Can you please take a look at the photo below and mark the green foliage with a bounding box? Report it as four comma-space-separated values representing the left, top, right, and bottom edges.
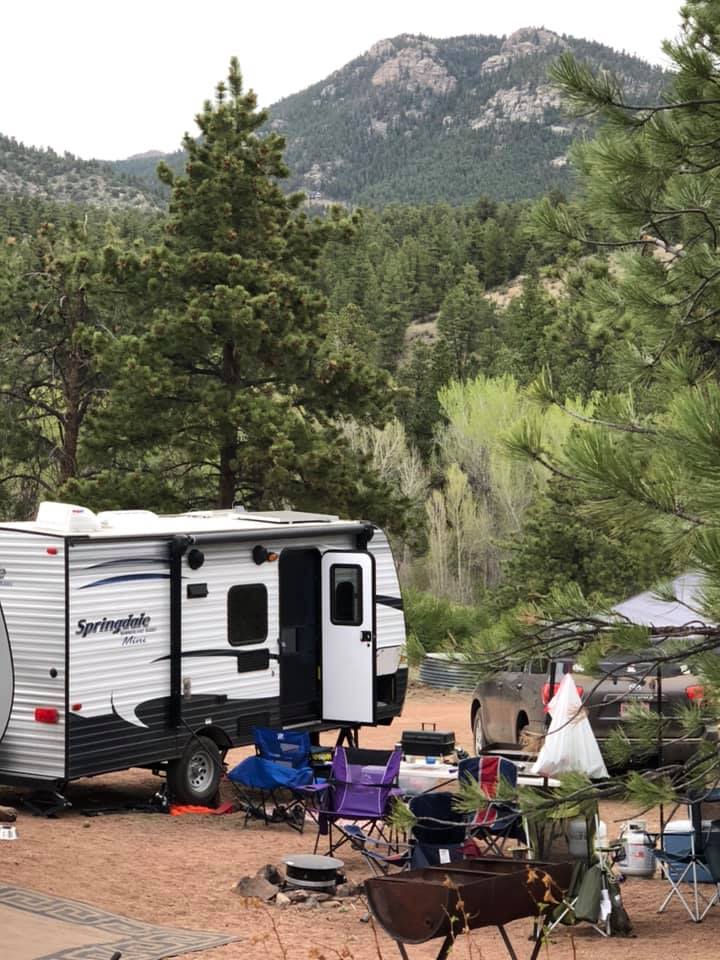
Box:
0, 206, 150, 511
73, 60, 402, 520
402, 589, 488, 655
495, 477, 668, 608
0, 134, 164, 211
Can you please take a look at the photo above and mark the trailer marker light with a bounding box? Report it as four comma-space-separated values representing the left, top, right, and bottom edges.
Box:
34, 707, 59, 723
71, 703, 82, 712
46, 547, 58, 555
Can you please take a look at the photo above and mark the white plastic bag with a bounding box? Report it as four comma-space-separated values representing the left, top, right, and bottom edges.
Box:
531, 672, 608, 779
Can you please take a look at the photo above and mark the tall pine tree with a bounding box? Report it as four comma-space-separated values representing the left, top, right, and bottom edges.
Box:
81, 60, 394, 514
480, 1, 720, 812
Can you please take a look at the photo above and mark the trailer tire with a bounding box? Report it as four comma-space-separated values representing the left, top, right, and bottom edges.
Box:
167, 736, 223, 805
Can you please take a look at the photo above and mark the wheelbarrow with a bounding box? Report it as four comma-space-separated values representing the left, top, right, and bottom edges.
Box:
365, 857, 574, 960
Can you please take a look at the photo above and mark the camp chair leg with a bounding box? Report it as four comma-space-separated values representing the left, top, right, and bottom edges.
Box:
435, 933, 455, 960
496, 924, 520, 960
656, 860, 716, 921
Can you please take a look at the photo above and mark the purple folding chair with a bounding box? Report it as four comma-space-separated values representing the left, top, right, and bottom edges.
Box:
303, 746, 402, 855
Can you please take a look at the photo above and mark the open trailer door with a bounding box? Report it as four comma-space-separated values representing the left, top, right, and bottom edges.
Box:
0, 606, 13, 744
321, 551, 376, 725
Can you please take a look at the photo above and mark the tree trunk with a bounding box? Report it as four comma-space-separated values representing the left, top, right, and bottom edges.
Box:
218, 442, 238, 508
58, 291, 85, 485
217, 339, 239, 508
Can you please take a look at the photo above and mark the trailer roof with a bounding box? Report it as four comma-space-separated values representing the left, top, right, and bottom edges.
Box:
0, 502, 361, 540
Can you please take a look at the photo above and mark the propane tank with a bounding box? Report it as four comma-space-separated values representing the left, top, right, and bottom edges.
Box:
617, 820, 656, 878
567, 818, 608, 858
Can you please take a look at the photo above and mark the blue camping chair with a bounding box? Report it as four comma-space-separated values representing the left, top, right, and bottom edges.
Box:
337, 791, 470, 876
228, 727, 314, 831
656, 796, 720, 922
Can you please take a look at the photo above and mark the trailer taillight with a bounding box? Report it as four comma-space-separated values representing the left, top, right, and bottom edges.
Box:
542, 683, 584, 710
46, 547, 58, 555
34, 707, 59, 723
686, 685, 705, 702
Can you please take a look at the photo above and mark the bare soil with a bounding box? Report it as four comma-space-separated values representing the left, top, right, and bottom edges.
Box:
1, 684, 718, 959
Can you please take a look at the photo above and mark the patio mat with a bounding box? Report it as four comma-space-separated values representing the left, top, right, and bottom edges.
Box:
0, 884, 237, 960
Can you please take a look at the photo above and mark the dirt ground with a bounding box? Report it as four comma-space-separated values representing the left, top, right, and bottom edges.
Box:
2, 684, 719, 960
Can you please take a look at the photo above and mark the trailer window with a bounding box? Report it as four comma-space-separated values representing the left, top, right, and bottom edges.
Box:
228, 584, 268, 646
330, 564, 363, 625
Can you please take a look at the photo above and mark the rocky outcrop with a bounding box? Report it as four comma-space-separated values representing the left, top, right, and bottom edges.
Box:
371, 41, 457, 95
480, 27, 566, 74
470, 83, 562, 127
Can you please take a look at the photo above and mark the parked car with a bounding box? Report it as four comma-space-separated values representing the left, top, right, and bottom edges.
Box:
469, 654, 715, 765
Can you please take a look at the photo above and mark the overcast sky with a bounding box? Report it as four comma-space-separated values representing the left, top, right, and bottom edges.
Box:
2, 0, 685, 161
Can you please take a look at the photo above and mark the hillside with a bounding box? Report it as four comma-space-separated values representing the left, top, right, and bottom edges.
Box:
267, 28, 667, 206
0, 27, 668, 211
0, 135, 165, 212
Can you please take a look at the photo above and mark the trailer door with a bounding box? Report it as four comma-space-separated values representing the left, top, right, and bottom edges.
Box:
321, 551, 376, 725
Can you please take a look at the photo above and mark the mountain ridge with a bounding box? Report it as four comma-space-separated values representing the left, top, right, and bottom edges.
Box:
0, 27, 668, 211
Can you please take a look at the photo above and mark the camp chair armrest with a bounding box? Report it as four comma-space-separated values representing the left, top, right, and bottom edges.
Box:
298, 783, 330, 796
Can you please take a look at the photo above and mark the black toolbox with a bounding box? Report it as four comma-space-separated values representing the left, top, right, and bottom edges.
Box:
400, 724, 455, 757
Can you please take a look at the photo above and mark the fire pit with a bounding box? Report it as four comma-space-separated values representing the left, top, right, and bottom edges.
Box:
282, 854, 344, 891
365, 857, 574, 960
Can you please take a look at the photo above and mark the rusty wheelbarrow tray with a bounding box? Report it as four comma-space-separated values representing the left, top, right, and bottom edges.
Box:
365, 857, 575, 960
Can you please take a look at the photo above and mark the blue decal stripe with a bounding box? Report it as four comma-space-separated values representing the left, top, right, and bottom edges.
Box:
85, 557, 167, 570
79, 573, 172, 589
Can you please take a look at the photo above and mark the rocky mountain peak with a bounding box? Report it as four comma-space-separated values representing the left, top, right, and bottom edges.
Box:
370, 37, 457, 95
481, 26, 566, 74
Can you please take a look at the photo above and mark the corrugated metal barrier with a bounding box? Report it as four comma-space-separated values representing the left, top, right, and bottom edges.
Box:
418, 653, 479, 691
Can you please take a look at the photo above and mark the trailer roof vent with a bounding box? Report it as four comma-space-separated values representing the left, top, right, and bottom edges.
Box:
97, 510, 160, 530
36, 502, 101, 533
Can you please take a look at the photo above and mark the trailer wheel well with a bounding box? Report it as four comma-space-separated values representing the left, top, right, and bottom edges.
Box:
192, 725, 232, 758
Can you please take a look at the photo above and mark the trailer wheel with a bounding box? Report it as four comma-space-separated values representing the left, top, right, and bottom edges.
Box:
167, 736, 223, 805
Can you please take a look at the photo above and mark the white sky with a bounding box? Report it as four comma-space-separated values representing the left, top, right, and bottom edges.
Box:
2, 0, 685, 161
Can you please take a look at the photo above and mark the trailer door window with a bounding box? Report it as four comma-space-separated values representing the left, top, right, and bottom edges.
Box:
228, 583, 268, 646
330, 564, 363, 625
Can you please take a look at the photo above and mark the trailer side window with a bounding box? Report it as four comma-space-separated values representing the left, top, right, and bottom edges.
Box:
227, 583, 268, 646
330, 564, 363, 626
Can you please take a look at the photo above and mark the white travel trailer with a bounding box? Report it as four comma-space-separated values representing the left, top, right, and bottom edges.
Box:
0, 502, 407, 804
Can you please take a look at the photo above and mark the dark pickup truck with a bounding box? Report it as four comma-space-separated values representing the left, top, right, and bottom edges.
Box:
469, 655, 712, 764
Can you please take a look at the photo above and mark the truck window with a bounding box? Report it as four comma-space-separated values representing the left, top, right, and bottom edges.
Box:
227, 583, 268, 646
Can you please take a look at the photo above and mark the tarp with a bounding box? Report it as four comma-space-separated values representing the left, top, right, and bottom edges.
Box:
612, 572, 706, 628
531, 672, 608, 780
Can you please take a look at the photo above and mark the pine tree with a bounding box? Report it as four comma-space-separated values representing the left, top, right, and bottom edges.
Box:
0, 215, 127, 514
484, 2, 720, 810
80, 60, 395, 514
436, 265, 496, 381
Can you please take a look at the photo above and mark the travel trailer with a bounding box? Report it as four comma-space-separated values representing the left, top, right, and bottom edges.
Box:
0, 502, 407, 804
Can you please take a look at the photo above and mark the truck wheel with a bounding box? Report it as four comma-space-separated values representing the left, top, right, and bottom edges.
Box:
473, 709, 486, 755
167, 736, 223, 805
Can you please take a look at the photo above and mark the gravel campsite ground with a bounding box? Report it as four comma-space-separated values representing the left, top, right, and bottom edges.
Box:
2, 683, 719, 960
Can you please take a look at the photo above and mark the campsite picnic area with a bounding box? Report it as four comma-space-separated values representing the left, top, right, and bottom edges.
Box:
1, 682, 719, 960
